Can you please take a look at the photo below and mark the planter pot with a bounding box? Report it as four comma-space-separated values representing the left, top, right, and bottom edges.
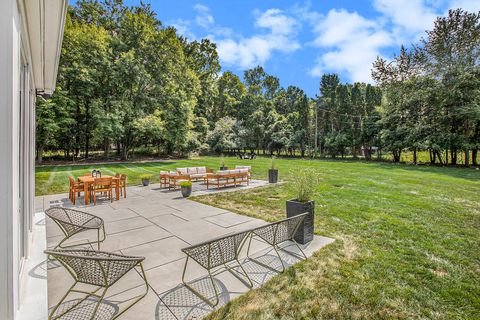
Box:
142, 179, 150, 186
181, 186, 192, 197
220, 166, 228, 171
268, 169, 278, 183
286, 199, 314, 244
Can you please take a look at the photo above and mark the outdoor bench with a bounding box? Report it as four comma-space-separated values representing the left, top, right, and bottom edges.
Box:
181, 212, 308, 306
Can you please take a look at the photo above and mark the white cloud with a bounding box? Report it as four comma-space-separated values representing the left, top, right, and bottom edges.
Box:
306, 0, 478, 83
215, 9, 301, 69
255, 8, 300, 35
170, 18, 196, 39
373, 0, 438, 35
308, 9, 393, 83
194, 4, 215, 29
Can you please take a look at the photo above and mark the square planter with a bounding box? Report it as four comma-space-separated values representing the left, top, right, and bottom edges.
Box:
268, 169, 278, 183
286, 199, 314, 244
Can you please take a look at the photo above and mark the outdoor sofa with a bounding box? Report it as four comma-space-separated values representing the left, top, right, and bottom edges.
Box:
205, 168, 250, 189
177, 166, 213, 181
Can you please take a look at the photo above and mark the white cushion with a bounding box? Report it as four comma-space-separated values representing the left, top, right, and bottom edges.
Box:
238, 168, 248, 173
190, 173, 205, 178
187, 167, 197, 174
177, 168, 188, 175
217, 170, 229, 175
197, 167, 206, 174
235, 165, 251, 170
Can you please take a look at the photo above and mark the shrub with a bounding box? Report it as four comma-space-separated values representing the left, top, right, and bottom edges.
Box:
179, 181, 192, 187
292, 168, 319, 202
140, 174, 153, 180
270, 156, 276, 170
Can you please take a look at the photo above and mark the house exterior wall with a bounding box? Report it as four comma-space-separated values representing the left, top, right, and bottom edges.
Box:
0, 1, 67, 319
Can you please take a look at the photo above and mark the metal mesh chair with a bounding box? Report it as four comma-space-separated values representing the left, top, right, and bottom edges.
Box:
45, 207, 105, 250
45, 249, 149, 320
182, 231, 252, 306
247, 213, 308, 272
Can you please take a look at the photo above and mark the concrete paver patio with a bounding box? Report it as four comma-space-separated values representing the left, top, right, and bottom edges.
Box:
36, 180, 334, 319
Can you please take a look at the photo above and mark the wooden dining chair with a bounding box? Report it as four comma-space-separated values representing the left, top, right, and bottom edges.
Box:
92, 177, 113, 205
68, 176, 84, 205
115, 173, 127, 198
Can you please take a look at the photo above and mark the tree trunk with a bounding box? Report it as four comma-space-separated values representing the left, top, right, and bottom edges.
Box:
472, 148, 478, 166
413, 148, 417, 164
464, 149, 469, 167
435, 150, 443, 165
85, 135, 90, 159
37, 145, 44, 163
104, 138, 110, 159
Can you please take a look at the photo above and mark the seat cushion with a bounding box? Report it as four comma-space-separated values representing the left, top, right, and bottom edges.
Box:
177, 168, 188, 175
190, 173, 205, 178
235, 165, 251, 170
197, 167, 206, 174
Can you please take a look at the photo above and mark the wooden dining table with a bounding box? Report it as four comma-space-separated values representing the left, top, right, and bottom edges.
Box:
78, 175, 120, 205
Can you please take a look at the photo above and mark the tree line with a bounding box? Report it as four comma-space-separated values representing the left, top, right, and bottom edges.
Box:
36, 1, 480, 166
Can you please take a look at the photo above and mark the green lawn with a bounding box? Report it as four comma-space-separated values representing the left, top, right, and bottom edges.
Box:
35, 157, 480, 319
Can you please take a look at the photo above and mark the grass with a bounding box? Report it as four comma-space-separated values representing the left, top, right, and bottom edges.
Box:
192, 158, 480, 319
35, 157, 480, 319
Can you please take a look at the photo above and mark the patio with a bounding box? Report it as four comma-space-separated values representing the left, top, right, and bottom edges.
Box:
35, 181, 334, 319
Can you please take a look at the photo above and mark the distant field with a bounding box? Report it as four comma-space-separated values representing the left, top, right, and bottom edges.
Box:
35, 156, 269, 196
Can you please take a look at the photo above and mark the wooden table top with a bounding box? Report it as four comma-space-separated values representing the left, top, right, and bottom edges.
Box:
78, 175, 119, 182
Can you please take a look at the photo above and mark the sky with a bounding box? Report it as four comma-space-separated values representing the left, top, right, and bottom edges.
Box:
72, 0, 480, 97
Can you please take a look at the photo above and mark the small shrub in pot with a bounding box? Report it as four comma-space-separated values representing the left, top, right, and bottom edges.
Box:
180, 180, 192, 197
140, 174, 152, 186
286, 168, 319, 244
268, 156, 278, 183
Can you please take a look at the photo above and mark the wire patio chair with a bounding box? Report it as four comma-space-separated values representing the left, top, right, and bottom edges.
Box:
44, 249, 149, 320
45, 207, 105, 250
247, 213, 308, 272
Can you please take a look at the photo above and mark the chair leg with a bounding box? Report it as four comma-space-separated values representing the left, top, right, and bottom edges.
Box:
246, 233, 285, 273
182, 256, 220, 307
111, 263, 149, 320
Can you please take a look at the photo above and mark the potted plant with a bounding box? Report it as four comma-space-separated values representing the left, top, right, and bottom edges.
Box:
268, 156, 278, 183
140, 174, 152, 186
286, 168, 318, 244
180, 180, 193, 197
219, 155, 228, 171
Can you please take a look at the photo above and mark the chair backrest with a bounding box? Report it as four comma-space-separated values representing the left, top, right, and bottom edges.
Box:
45, 207, 103, 237
94, 177, 112, 189
182, 231, 249, 269
44, 249, 144, 287
68, 176, 75, 186
115, 173, 121, 178
252, 212, 308, 245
